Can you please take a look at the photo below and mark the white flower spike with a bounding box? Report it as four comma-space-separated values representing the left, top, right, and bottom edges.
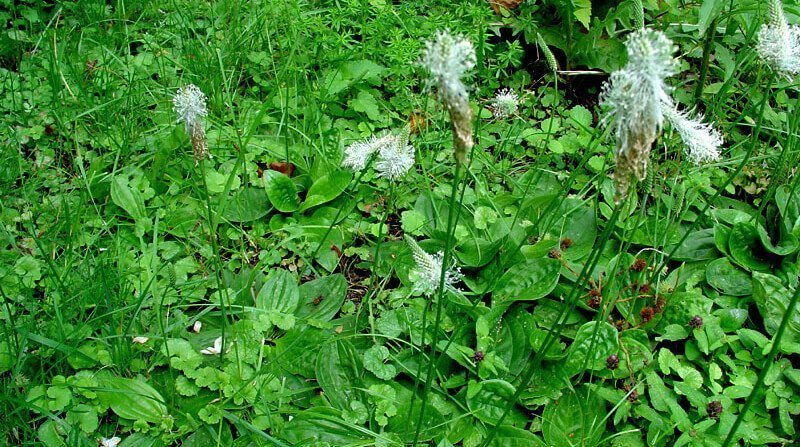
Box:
131, 336, 149, 344
375, 127, 415, 181
173, 84, 210, 163
406, 236, 463, 296
421, 30, 476, 165
200, 336, 230, 355
342, 132, 395, 172
342, 129, 415, 181
663, 105, 723, 165
491, 88, 519, 119
756, 0, 800, 80
421, 30, 476, 107
600, 28, 678, 199
100, 437, 121, 447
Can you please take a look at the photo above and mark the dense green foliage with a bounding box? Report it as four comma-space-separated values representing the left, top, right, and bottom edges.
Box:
1, 0, 799, 446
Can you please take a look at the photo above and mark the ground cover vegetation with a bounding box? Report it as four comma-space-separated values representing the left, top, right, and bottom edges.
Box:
1, 0, 800, 445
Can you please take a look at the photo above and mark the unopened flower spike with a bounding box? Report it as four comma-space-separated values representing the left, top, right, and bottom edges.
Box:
491, 88, 519, 119
173, 84, 210, 164
600, 28, 678, 200
756, 0, 800, 80
421, 30, 476, 165
663, 105, 723, 165
405, 235, 463, 296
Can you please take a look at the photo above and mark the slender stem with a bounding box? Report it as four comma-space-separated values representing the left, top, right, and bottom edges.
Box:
196, 159, 229, 357
411, 160, 463, 446
694, 16, 717, 102
358, 181, 395, 335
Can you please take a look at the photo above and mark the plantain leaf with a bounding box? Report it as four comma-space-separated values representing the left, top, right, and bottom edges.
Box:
96, 375, 167, 423
263, 170, 299, 213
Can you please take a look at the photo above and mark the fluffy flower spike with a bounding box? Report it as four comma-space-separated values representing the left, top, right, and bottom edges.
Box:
406, 236, 463, 296
342, 133, 393, 172
342, 128, 415, 181
173, 84, 210, 164
600, 29, 678, 200
375, 126, 415, 180
756, 0, 800, 79
663, 106, 723, 165
421, 30, 476, 165
491, 88, 519, 119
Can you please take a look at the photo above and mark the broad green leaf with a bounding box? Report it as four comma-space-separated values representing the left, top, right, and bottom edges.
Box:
756, 223, 798, 256
706, 258, 752, 296
256, 269, 300, 315
489, 425, 548, 447
37, 420, 65, 447
494, 307, 534, 376
466, 379, 521, 425
297, 274, 347, 322
66, 404, 99, 433
118, 433, 163, 447
350, 90, 382, 121
698, 0, 725, 35
542, 386, 606, 447
647, 371, 691, 431
344, 59, 386, 84
283, 407, 368, 445
96, 376, 168, 423
728, 222, 771, 271
776, 185, 800, 235
752, 272, 800, 354
494, 258, 561, 302
263, 170, 299, 213
456, 237, 504, 267
669, 228, 719, 261
111, 175, 146, 220
552, 202, 596, 260
222, 187, 271, 222
300, 171, 352, 211
563, 321, 619, 377
315, 340, 363, 411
